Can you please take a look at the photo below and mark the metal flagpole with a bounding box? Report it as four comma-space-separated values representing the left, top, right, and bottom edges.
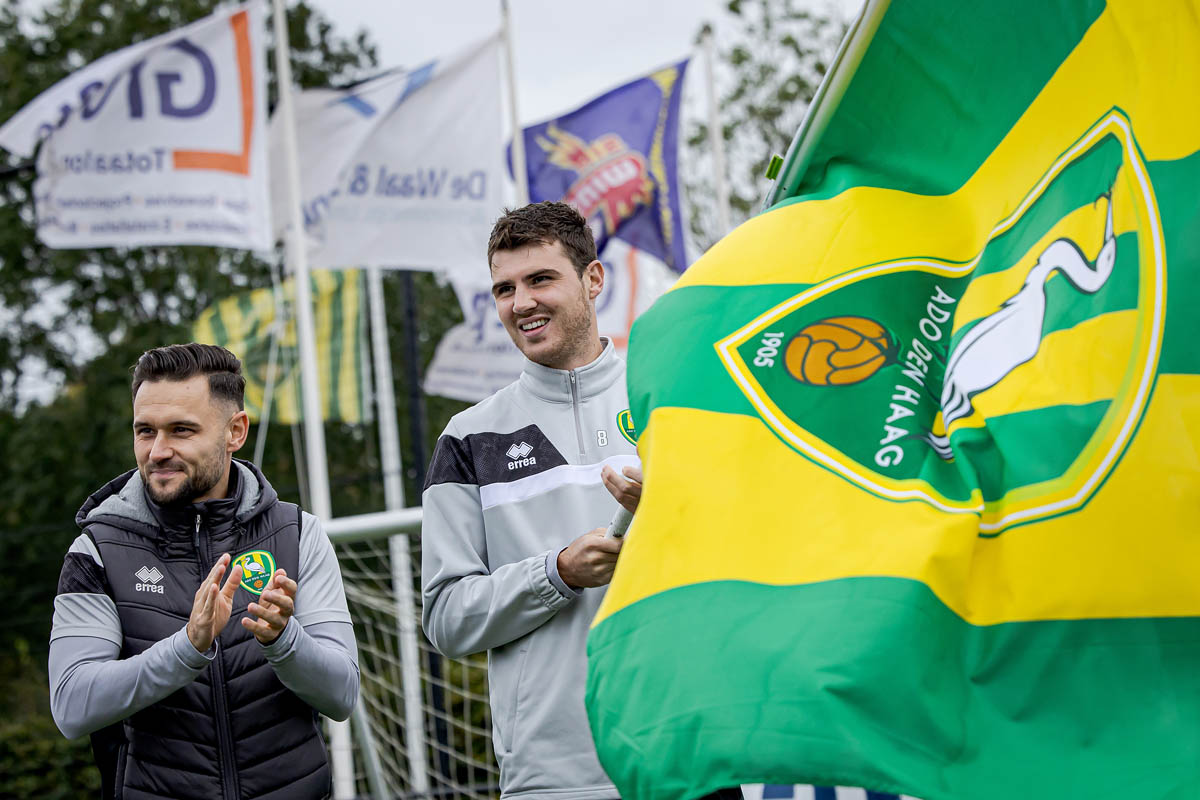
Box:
252, 262, 286, 467
399, 269, 455, 785
501, 0, 529, 205
269, 0, 352, 796
252, 319, 280, 467
366, 266, 431, 795
348, 269, 389, 800
701, 25, 732, 237
762, 0, 892, 210
349, 275, 387, 800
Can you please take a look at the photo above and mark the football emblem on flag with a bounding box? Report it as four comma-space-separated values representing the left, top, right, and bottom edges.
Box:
716, 110, 1163, 534
784, 316, 897, 386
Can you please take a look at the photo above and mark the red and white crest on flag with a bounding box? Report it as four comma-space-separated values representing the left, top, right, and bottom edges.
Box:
536, 123, 654, 236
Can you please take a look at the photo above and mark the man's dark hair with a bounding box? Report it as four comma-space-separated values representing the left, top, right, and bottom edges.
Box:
487, 201, 597, 276
131, 343, 246, 410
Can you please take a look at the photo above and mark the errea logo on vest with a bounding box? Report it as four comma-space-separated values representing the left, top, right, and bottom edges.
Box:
135, 565, 165, 594
506, 441, 536, 470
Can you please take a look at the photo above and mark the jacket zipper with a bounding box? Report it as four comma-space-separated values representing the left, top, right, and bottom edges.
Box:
195, 512, 240, 800
568, 370, 586, 460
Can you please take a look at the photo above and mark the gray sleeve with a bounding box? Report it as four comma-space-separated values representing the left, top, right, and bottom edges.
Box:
48, 534, 212, 740
260, 619, 358, 720
49, 617, 212, 740
421, 478, 573, 660
257, 513, 358, 720
294, 512, 354, 627
545, 547, 584, 599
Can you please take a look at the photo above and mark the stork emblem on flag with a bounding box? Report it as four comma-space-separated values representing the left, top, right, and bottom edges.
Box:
716, 110, 1163, 534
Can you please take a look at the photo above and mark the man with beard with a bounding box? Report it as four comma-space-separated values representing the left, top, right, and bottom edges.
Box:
49, 343, 358, 800
422, 203, 742, 800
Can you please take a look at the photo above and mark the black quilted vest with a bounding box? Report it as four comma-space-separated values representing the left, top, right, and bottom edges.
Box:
76, 461, 331, 800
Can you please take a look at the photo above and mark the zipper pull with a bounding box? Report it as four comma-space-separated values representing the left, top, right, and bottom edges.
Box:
193, 514, 202, 552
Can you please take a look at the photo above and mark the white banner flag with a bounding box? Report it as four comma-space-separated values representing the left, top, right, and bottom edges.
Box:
0, 3, 271, 251
424, 238, 677, 402
269, 34, 504, 275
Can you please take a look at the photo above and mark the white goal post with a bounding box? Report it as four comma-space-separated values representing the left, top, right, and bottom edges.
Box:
326, 509, 501, 799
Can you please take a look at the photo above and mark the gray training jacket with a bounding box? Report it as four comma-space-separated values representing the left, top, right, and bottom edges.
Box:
422, 340, 637, 800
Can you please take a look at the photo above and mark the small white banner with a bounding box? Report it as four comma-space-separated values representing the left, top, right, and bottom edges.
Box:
271, 34, 504, 276
424, 238, 677, 402
0, 3, 271, 251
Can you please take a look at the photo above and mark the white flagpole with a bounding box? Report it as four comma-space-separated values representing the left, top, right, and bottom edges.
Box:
269, 0, 352, 797
252, 258, 288, 468
366, 267, 431, 794
702, 26, 732, 237
501, 0, 529, 205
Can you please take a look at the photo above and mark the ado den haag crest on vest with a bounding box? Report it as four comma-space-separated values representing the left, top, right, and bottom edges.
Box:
233, 550, 276, 595
718, 110, 1164, 534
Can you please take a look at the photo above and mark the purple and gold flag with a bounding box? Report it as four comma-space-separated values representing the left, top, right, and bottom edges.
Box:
514, 60, 689, 272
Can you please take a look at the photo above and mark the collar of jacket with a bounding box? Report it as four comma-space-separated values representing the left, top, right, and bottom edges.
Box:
518, 337, 623, 403
75, 458, 279, 540
142, 462, 242, 536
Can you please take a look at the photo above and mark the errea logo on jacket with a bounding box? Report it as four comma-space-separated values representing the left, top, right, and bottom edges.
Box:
506, 441, 536, 470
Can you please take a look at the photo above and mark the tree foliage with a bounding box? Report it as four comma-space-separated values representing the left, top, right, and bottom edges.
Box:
685, 0, 847, 250
0, 0, 379, 405
0, 4, 468, 794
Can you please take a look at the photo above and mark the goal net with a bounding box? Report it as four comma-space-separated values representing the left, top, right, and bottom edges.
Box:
333, 530, 500, 798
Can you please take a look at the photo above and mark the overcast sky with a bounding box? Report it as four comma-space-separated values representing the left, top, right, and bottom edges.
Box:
12, 0, 862, 122
310, 0, 862, 124
5, 0, 861, 406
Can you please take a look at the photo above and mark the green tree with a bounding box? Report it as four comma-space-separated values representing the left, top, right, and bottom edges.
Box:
0, 0, 378, 406
685, 0, 847, 250
0, 2, 468, 795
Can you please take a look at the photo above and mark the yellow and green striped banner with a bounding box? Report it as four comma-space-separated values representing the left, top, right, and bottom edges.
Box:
193, 270, 368, 424
586, 2, 1200, 799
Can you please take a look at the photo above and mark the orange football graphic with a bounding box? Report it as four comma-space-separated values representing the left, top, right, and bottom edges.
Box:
784, 316, 897, 386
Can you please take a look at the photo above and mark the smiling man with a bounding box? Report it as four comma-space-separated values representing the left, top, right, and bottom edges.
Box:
422, 202, 645, 799
49, 343, 358, 800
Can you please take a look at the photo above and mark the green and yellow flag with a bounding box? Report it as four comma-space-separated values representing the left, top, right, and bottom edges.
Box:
587, 2, 1200, 798
193, 270, 369, 424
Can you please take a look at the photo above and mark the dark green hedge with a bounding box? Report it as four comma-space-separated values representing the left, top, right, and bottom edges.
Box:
0, 714, 99, 799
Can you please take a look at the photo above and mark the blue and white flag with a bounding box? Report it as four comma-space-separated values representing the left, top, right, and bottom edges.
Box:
515, 59, 690, 272
0, 2, 271, 250
269, 34, 503, 274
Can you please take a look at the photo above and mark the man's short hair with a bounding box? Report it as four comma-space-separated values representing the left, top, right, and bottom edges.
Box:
487, 201, 597, 276
131, 343, 246, 410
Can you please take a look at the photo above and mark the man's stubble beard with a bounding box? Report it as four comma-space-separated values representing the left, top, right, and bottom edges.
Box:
526, 286, 597, 369
143, 439, 227, 507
